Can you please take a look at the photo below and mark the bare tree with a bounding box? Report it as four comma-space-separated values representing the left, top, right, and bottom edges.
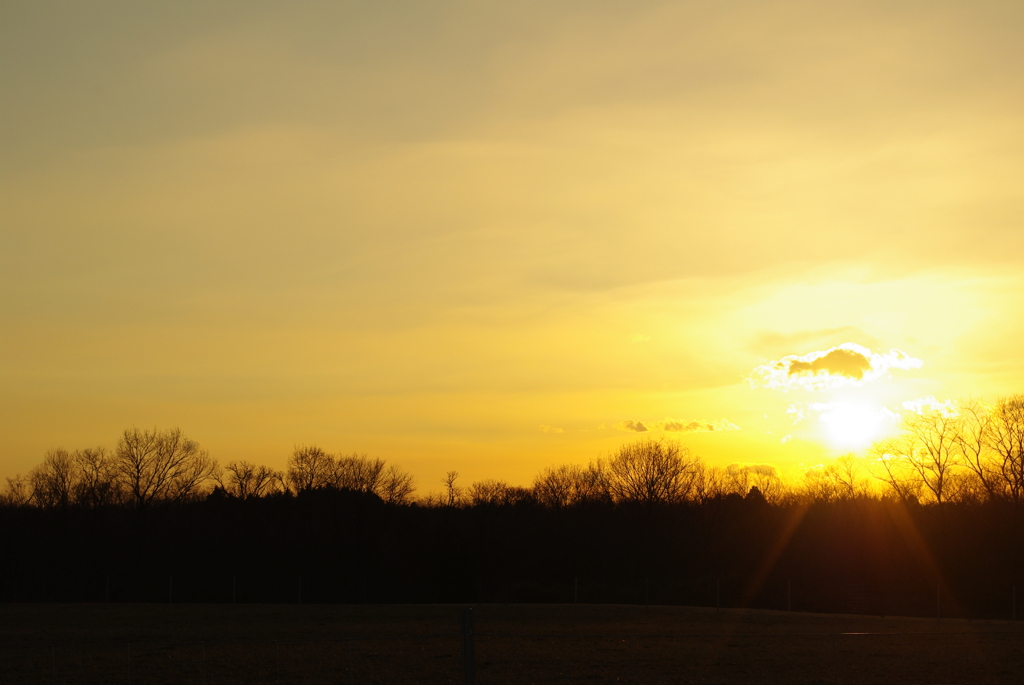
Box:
725, 462, 785, 503
216, 460, 283, 499
29, 449, 79, 509
953, 399, 1001, 501
114, 427, 217, 509
987, 395, 1024, 502
286, 445, 334, 493
804, 454, 869, 502
376, 464, 416, 504
604, 438, 702, 505
333, 453, 386, 492
442, 470, 462, 507
72, 447, 122, 507
533, 463, 609, 507
1, 473, 33, 507
467, 479, 532, 506
898, 405, 963, 505
869, 437, 926, 503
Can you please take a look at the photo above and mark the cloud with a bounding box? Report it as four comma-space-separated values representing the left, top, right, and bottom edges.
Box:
657, 418, 741, 432
617, 418, 741, 433
539, 424, 564, 434
727, 462, 778, 477
630, 334, 650, 343
902, 395, 958, 417
750, 342, 923, 391
615, 420, 649, 432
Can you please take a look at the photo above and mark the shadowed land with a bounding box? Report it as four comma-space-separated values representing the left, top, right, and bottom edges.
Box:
1, 603, 1023, 684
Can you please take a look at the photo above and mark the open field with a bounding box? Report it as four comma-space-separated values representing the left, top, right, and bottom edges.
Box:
1, 602, 1023, 684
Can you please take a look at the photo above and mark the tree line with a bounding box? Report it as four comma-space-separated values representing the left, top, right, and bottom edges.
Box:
1, 397, 1024, 617
7, 394, 1024, 510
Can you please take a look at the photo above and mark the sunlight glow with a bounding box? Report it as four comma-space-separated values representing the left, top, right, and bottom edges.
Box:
814, 401, 899, 451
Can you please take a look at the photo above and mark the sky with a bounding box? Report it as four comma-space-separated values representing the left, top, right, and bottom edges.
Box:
2, 0, 1024, 492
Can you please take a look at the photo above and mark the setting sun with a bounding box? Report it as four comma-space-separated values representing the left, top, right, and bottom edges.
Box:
814, 400, 898, 451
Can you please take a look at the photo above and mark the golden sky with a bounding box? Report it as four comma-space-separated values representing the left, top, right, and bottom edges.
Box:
2, 1, 1024, 490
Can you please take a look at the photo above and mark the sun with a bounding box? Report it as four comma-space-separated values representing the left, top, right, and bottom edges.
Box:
815, 400, 897, 451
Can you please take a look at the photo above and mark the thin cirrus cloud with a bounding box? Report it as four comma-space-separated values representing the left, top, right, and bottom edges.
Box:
750, 342, 923, 392
615, 418, 740, 433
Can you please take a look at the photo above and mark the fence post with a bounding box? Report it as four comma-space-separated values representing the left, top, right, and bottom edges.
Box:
574, 577, 578, 604
461, 607, 476, 685
787, 579, 792, 612
716, 577, 720, 612
233, 575, 237, 604
169, 576, 173, 604
1014, 585, 1017, 621
127, 643, 131, 685
644, 578, 649, 608
936, 583, 940, 619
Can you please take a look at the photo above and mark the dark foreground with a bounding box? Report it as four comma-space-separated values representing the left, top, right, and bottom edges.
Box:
1, 603, 1022, 684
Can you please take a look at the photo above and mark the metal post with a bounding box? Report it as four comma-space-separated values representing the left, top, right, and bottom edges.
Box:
644, 578, 649, 608
233, 575, 237, 604
1014, 585, 1017, 621
461, 607, 476, 685
574, 577, 578, 604
936, 583, 940, 619
787, 579, 792, 612
298, 575, 302, 604
105, 575, 110, 603
169, 576, 173, 604
716, 577, 720, 612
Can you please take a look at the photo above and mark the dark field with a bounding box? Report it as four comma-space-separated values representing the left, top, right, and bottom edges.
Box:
1, 603, 1023, 684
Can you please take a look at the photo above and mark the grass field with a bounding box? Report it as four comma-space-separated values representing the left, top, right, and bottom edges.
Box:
1, 602, 1022, 684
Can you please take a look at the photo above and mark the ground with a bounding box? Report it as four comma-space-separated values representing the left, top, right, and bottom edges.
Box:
0, 603, 1022, 684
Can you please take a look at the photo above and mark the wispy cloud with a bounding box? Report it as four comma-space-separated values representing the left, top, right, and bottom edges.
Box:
539, 424, 564, 434
615, 420, 650, 433
902, 395, 958, 417
658, 418, 740, 432
616, 417, 740, 433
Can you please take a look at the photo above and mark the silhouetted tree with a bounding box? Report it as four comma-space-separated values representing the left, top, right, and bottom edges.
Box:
603, 438, 702, 504
1, 473, 33, 506
216, 460, 283, 499
725, 462, 784, 503
468, 479, 533, 506
442, 470, 462, 507
532, 463, 608, 507
29, 449, 79, 510
115, 427, 217, 510
72, 447, 122, 507
286, 445, 334, 492
987, 395, 1024, 502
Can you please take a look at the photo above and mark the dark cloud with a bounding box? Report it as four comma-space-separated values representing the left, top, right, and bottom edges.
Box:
788, 348, 873, 379
660, 419, 741, 432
